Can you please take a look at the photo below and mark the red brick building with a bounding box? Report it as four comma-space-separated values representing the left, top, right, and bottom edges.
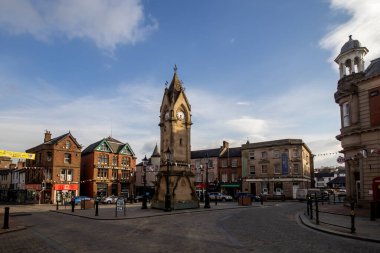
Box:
25, 130, 82, 204
81, 137, 136, 198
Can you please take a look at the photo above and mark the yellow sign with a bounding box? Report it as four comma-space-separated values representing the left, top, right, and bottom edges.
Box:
0, 149, 35, 160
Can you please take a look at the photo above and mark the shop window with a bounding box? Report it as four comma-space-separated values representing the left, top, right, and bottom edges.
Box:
274, 164, 281, 174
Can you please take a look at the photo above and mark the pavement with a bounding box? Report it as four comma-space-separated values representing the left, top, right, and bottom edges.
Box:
1, 200, 380, 243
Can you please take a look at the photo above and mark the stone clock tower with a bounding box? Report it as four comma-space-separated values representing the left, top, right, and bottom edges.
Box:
151, 67, 199, 210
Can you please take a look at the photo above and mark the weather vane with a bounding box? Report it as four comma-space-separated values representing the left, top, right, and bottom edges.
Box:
174, 64, 177, 73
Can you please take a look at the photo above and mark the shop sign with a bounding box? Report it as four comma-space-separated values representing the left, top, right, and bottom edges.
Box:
54, 184, 78, 190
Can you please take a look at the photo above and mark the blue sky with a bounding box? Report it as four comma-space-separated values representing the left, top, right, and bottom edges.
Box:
1, 0, 380, 167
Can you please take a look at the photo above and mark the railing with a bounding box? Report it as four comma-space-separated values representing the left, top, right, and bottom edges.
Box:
306, 193, 355, 233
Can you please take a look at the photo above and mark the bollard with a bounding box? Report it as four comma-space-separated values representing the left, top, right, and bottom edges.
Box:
2, 207, 9, 229
350, 202, 356, 233
71, 200, 75, 213
310, 195, 313, 220
56, 201, 59, 210
307, 196, 310, 216
215, 197, 217, 206
260, 195, 263, 205
315, 193, 319, 225
95, 201, 99, 216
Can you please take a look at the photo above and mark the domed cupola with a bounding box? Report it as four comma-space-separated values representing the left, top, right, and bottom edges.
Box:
335, 35, 368, 78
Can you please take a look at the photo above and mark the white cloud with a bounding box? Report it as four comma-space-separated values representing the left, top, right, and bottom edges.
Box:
320, 0, 380, 66
0, 0, 158, 52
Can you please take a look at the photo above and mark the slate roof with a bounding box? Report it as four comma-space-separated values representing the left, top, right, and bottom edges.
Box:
220, 147, 241, 158
340, 36, 362, 54
364, 58, 380, 79
191, 148, 221, 159
26, 132, 81, 151
82, 137, 135, 156
151, 144, 160, 157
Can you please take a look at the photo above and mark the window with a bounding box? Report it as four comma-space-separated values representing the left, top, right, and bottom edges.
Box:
112, 156, 118, 166
261, 165, 268, 174
46, 152, 52, 162
293, 148, 299, 158
65, 140, 71, 149
221, 160, 227, 168
64, 153, 71, 164
369, 88, 380, 127
274, 164, 281, 174
249, 152, 255, 160
195, 160, 200, 169
60, 169, 73, 181
222, 173, 228, 182
231, 159, 238, 167
112, 170, 118, 180
121, 157, 129, 166
97, 168, 108, 178
207, 159, 213, 168
98, 154, 109, 165
273, 150, 280, 159
261, 151, 268, 159
293, 164, 299, 174
249, 166, 255, 175
121, 170, 129, 179
342, 102, 350, 127
231, 173, 236, 182
100, 143, 108, 151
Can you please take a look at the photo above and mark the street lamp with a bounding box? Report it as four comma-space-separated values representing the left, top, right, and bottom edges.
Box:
142, 155, 148, 209
204, 154, 211, 208
164, 148, 172, 212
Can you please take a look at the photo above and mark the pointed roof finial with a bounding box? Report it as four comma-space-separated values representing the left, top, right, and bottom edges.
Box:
349, 35, 352, 40
174, 64, 177, 73
165, 81, 168, 88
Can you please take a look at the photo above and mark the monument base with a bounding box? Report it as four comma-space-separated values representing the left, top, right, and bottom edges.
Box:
151, 171, 199, 210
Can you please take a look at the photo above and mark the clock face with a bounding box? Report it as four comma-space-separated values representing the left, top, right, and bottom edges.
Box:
176, 111, 185, 121
164, 111, 170, 120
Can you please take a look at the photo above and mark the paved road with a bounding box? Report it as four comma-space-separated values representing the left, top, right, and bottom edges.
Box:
1, 202, 379, 253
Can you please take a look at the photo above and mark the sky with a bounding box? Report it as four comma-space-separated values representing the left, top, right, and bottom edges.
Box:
1, 0, 380, 168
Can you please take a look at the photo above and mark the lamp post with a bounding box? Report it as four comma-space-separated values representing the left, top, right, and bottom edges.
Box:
142, 155, 148, 209
204, 154, 210, 208
164, 148, 172, 212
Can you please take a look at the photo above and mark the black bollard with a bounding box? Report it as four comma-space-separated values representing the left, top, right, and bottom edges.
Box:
370, 201, 376, 221
2, 207, 9, 229
95, 201, 99, 216
56, 201, 59, 210
307, 196, 310, 216
350, 202, 356, 233
315, 193, 319, 225
310, 195, 313, 220
71, 199, 75, 212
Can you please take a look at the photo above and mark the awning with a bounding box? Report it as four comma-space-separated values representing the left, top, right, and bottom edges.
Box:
220, 184, 240, 188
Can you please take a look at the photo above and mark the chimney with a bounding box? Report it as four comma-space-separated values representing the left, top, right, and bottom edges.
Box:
223, 141, 229, 149
44, 130, 52, 142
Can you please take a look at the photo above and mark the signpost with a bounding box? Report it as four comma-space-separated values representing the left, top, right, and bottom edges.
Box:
115, 197, 126, 217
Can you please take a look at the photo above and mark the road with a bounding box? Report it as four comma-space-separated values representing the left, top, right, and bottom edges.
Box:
1, 202, 379, 253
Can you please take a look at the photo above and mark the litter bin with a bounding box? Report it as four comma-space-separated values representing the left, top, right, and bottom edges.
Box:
238, 196, 252, 206
81, 199, 94, 210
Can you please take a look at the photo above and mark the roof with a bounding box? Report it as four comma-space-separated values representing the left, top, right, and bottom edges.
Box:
26, 132, 81, 151
340, 35, 362, 54
315, 172, 334, 178
364, 58, 380, 79
220, 147, 241, 158
328, 176, 346, 185
151, 144, 160, 157
242, 139, 311, 153
82, 137, 135, 157
191, 148, 221, 159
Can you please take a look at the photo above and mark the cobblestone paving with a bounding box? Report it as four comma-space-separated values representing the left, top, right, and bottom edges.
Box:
0, 202, 379, 253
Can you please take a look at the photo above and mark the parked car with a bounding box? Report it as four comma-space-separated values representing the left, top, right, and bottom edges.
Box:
102, 195, 118, 204
74, 196, 92, 205
235, 192, 261, 202
208, 192, 233, 201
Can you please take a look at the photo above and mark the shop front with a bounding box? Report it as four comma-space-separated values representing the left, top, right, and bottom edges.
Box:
54, 183, 79, 205
96, 183, 108, 197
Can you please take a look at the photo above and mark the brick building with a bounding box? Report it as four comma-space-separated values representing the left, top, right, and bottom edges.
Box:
25, 130, 82, 204
81, 137, 136, 198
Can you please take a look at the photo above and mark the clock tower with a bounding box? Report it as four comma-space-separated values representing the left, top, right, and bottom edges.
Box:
151, 67, 199, 210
